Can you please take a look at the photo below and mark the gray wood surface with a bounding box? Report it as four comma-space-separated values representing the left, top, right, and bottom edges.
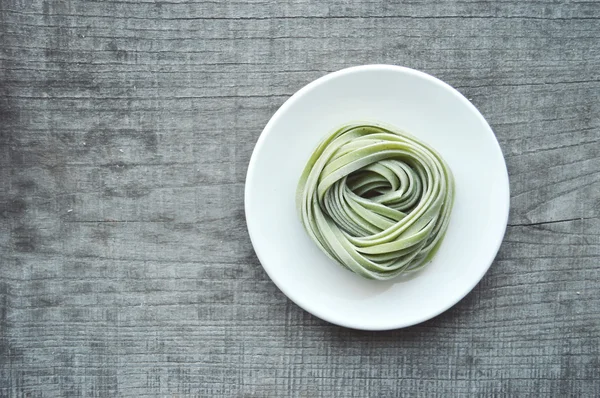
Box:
1, 0, 599, 396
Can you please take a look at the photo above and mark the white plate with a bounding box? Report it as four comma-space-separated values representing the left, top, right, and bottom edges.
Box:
245, 65, 509, 330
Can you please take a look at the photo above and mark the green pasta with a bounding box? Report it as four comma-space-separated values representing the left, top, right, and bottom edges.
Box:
296, 123, 455, 280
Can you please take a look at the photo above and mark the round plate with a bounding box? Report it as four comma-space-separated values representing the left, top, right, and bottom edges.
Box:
245, 65, 509, 330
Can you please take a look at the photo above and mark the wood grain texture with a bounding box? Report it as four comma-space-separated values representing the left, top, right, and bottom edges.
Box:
1, 0, 599, 396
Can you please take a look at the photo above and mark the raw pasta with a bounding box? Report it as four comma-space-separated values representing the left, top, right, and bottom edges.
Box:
296, 123, 455, 280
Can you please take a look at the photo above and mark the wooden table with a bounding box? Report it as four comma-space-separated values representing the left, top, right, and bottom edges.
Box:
1, 0, 599, 396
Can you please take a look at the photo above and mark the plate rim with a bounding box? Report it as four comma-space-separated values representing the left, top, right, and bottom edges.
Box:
245, 64, 510, 330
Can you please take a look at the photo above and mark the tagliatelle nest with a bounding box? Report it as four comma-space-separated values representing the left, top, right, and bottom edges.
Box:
296, 123, 455, 280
